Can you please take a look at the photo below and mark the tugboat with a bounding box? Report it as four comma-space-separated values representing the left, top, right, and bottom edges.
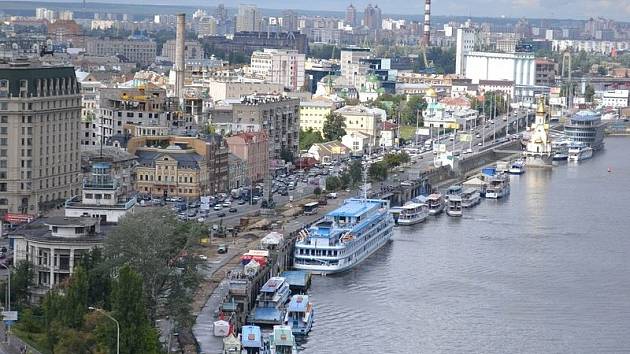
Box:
285, 295, 314, 335
268, 325, 298, 354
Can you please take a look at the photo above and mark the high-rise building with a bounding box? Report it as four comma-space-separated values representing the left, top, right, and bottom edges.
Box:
250, 49, 305, 91
455, 27, 477, 75
35, 8, 55, 22
236, 4, 262, 32
281, 10, 298, 32
346, 4, 357, 27
0, 60, 82, 216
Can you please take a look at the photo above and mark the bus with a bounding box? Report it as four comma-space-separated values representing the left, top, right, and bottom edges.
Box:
303, 202, 319, 215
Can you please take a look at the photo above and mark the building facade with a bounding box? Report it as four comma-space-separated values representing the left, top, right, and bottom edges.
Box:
0, 61, 82, 216
85, 38, 157, 66
602, 90, 629, 108
565, 111, 606, 151
225, 131, 269, 184
535, 59, 556, 87
299, 100, 335, 133
161, 39, 204, 62
334, 105, 384, 146
250, 49, 306, 91
236, 4, 262, 32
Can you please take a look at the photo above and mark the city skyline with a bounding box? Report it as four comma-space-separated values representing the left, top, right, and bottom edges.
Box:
6, 0, 630, 21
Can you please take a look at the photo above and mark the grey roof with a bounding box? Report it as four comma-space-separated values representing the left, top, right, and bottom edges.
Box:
135, 150, 204, 169
0, 62, 78, 97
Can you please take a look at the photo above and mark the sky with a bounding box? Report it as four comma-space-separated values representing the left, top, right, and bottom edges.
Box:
12, 0, 630, 21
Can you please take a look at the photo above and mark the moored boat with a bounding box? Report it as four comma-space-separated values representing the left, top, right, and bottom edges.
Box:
268, 325, 298, 354
426, 193, 445, 215
552, 140, 570, 161
240, 325, 268, 354
293, 198, 394, 275
568, 142, 593, 161
396, 202, 429, 226
446, 195, 463, 217
284, 295, 314, 335
461, 188, 481, 208
485, 173, 510, 199
250, 277, 291, 325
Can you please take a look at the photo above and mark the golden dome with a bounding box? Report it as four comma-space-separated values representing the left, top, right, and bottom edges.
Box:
536, 96, 546, 115
425, 87, 437, 97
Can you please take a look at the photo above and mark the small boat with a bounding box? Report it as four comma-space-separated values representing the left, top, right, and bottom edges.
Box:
267, 325, 298, 354
396, 202, 429, 225
461, 188, 481, 208
445, 185, 463, 200
284, 295, 314, 335
485, 173, 510, 199
240, 325, 267, 354
250, 277, 292, 325
446, 195, 463, 217
508, 160, 525, 175
568, 143, 593, 161
426, 193, 445, 215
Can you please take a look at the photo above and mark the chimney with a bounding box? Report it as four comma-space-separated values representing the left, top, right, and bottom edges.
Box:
175, 13, 186, 99
423, 0, 431, 46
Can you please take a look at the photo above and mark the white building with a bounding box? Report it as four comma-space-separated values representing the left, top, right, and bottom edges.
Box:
341, 132, 371, 156
35, 8, 55, 21
602, 90, 629, 108
455, 28, 477, 75
340, 47, 371, 84
335, 105, 385, 146
250, 49, 305, 91
10, 217, 105, 301
552, 39, 630, 54
64, 162, 136, 223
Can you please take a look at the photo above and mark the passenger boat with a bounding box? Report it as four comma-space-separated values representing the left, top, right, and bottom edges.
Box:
250, 277, 291, 325
284, 295, 314, 335
268, 325, 298, 354
461, 188, 481, 208
445, 195, 463, 217
293, 198, 394, 275
240, 325, 268, 354
445, 185, 463, 200
508, 160, 525, 175
568, 143, 593, 161
396, 202, 429, 226
552, 140, 570, 161
485, 173, 510, 199
426, 193, 445, 215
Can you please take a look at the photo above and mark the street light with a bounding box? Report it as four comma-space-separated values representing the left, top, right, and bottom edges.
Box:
89, 306, 119, 354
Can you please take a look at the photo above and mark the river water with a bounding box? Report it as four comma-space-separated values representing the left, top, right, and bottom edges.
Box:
301, 137, 630, 354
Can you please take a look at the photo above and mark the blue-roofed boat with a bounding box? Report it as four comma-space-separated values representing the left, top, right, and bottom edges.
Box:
250, 277, 291, 325
293, 198, 394, 275
267, 325, 298, 354
284, 295, 314, 335
508, 160, 525, 175
240, 325, 268, 354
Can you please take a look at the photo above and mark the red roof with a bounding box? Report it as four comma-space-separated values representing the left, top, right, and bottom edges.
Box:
381, 121, 398, 131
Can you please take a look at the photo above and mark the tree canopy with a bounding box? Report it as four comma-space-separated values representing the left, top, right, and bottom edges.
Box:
299, 128, 324, 151
322, 112, 347, 141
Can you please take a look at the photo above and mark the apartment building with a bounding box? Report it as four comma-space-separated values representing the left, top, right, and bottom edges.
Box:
85, 37, 157, 66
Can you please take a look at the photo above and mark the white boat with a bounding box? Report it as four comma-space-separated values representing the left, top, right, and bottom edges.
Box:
284, 295, 314, 335
240, 326, 268, 354
293, 198, 394, 275
396, 202, 429, 226
268, 325, 298, 354
461, 188, 481, 208
552, 140, 570, 161
508, 160, 525, 175
485, 173, 510, 199
445, 195, 463, 217
426, 193, 445, 215
568, 143, 593, 161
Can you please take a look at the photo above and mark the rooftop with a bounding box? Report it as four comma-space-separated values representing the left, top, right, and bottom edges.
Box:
571, 110, 602, 122
328, 198, 382, 218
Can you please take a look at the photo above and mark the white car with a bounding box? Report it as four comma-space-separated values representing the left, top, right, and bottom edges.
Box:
465, 148, 473, 154
214, 205, 222, 211
222, 202, 231, 207
478, 142, 483, 146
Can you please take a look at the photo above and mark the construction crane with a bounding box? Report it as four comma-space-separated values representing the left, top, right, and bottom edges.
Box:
420, 0, 434, 73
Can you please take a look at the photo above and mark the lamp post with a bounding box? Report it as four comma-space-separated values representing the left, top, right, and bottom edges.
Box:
89, 307, 119, 354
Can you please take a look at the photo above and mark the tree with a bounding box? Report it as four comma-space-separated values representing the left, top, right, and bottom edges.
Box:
299, 129, 324, 151
80, 248, 111, 309
11, 260, 33, 309
322, 112, 346, 141
53, 328, 99, 354
325, 176, 341, 191
104, 209, 199, 322
401, 95, 427, 125
368, 161, 388, 182
111, 265, 160, 354
585, 84, 595, 102
313, 187, 322, 197
339, 173, 352, 189
349, 160, 363, 185
63, 266, 89, 329
280, 148, 294, 163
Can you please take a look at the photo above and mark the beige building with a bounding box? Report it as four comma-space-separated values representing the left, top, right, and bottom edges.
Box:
85, 38, 157, 66
250, 49, 305, 91
299, 100, 334, 133
225, 131, 269, 183
0, 61, 82, 216
161, 39, 204, 62
206, 80, 283, 102
334, 105, 385, 147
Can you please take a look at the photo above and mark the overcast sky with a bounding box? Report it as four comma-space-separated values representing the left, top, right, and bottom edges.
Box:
17, 0, 630, 21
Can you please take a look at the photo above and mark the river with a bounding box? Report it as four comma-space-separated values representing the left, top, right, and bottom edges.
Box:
301, 137, 630, 354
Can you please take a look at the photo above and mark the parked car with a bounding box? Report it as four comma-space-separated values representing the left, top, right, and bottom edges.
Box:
229, 207, 237, 213
217, 212, 226, 217
217, 244, 228, 254
214, 205, 222, 211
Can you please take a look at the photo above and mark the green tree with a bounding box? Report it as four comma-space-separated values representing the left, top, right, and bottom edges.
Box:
322, 112, 347, 141
349, 160, 363, 185
368, 161, 388, 182
313, 187, 322, 197
339, 173, 352, 189
11, 260, 33, 309
63, 266, 89, 329
280, 148, 294, 163
111, 265, 160, 354
80, 248, 111, 309
54, 328, 99, 354
325, 176, 341, 191
299, 129, 324, 150
585, 84, 595, 102
401, 95, 427, 125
